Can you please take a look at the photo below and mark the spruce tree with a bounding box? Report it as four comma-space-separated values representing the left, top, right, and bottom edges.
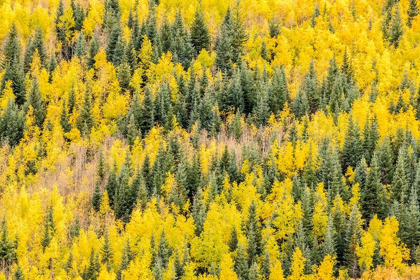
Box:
190, 10, 210, 54
390, 5, 404, 48
140, 87, 154, 134
361, 154, 386, 220
235, 245, 249, 280
215, 8, 234, 75
88, 34, 100, 69
408, 0, 419, 27
105, 163, 118, 209
92, 181, 102, 212
228, 226, 239, 252
77, 90, 93, 135
25, 77, 45, 128
1, 54, 26, 106
341, 117, 363, 170
391, 148, 409, 202
75, 32, 87, 58
270, 66, 288, 113
345, 204, 362, 278
60, 99, 71, 133
13, 266, 24, 280
100, 231, 114, 271
3, 23, 21, 63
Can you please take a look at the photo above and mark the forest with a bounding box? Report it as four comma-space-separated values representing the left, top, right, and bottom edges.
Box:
1, 0, 420, 279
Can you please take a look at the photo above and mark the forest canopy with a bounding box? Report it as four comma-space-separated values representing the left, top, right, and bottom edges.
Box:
1, 0, 420, 279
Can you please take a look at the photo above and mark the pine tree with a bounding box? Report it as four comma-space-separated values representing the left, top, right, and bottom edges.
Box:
75, 32, 87, 58
341, 117, 363, 170
60, 99, 71, 133
235, 245, 249, 280
323, 216, 336, 259
215, 8, 234, 75
231, 1, 248, 64
228, 226, 239, 252
92, 180, 102, 212
362, 117, 380, 164
253, 82, 270, 127
106, 22, 122, 63
97, 150, 106, 183
24, 27, 47, 72
100, 231, 114, 271
140, 87, 154, 134
190, 10, 210, 55
1, 54, 26, 106
361, 154, 386, 220
269, 17, 281, 38
404, 186, 420, 259
270, 66, 288, 113
377, 136, 394, 185
245, 201, 262, 265
345, 204, 362, 278
408, 0, 419, 27
88, 34, 100, 69
391, 148, 409, 202
105, 163, 118, 209
13, 266, 24, 280
390, 5, 404, 48
311, 3, 320, 27
261, 248, 271, 280
77, 90, 93, 135
48, 53, 57, 82
25, 77, 45, 128
3, 23, 21, 63
248, 262, 260, 280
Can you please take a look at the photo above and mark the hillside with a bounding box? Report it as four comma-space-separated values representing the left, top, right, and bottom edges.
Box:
1, 0, 420, 279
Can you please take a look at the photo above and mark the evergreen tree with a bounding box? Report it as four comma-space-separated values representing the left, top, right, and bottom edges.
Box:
48, 53, 57, 82
91, 180, 102, 212
190, 10, 210, 54
24, 27, 47, 72
248, 262, 259, 280
60, 99, 71, 133
390, 5, 404, 48
106, 22, 122, 63
100, 231, 114, 271
245, 201, 262, 265
140, 87, 154, 134
88, 34, 100, 69
270, 66, 288, 113
215, 8, 234, 74
75, 32, 87, 58
345, 204, 362, 278
13, 266, 24, 280
77, 90, 93, 135
231, 1, 248, 64
341, 117, 363, 170
3, 24, 21, 63
361, 154, 386, 220
1, 54, 26, 106
228, 226, 238, 252
0, 100, 25, 147
235, 245, 249, 280
324, 215, 336, 259
261, 248, 271, 280
391, 148, 409, 202
408, 0, 419, 27
105, 163, 118, 209
269, 17, 281, 38
253, 82, 270, 126
404, 186, 420, 259
25, 77, 45, 128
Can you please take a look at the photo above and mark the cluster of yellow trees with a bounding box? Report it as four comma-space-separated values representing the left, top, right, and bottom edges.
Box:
1, 0, 420, 279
